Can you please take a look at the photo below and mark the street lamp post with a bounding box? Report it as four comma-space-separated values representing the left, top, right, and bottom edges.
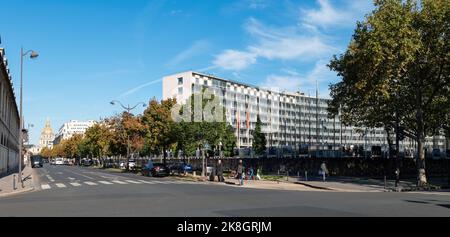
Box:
27, 124, 34, 145
18, 47, 39, 188
110, 100, 146, 165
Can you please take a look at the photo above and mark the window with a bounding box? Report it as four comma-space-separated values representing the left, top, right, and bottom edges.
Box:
178, 77, 183, 85
178, 87, 183, 95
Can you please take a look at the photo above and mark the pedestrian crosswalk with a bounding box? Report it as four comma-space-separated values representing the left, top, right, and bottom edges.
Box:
39, 179, 195, 191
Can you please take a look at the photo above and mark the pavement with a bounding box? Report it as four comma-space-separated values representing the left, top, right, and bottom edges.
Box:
288, 176, 450, 192
0, 164, 38, 197
0, 164, 450, 216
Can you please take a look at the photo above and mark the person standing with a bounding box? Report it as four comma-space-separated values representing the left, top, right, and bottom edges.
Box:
217, 159, 224, 182
237, 160, 244, 186
320, 161, 329, 182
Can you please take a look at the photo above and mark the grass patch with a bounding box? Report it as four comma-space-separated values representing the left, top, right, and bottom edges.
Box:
260, 175, 284, 181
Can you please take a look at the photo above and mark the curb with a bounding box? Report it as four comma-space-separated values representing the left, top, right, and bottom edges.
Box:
0, 187, 35, 198
294, 181, 334, 191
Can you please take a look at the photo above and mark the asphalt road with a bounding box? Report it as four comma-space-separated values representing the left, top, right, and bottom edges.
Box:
0, 164, 449, 217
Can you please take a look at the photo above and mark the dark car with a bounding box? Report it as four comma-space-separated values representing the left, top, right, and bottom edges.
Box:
142, 161, 170, 177
31, 156, 43, 168
169, 162, 193, 174
81, 158, 93, 166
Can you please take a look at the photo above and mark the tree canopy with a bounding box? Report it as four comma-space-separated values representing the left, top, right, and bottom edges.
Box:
328, 0, 449, 186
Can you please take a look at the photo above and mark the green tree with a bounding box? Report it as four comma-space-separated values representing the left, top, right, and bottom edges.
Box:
252, 115, 267, 156
173, 91, 236, 157
328, 0, 450, 186
141, 98, 178, 164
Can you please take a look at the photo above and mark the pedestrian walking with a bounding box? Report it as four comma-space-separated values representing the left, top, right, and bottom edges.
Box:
217, 159, 224, 182
248, 167, 254, 181
320, 161, 329, 182
237, 160, 244, 186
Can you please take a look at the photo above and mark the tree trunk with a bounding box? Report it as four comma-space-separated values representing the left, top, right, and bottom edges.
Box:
163, 147, 167, 165
416, 108, 428, 187
417, 136, 428, 187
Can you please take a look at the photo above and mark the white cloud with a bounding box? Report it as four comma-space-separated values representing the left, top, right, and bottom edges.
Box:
301, 0, 350, 28
213, 18, 336, 71
247, 0, 269, 9
260, 60, 337, 96
301, 0, 373, 29
119, 78, 162, 98
213, 50, 257, 71
166, 40, 211, 67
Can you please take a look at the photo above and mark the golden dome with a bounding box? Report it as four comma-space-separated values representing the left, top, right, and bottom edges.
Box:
41, 119, 54, 135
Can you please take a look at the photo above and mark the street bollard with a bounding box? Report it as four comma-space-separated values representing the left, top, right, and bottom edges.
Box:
322, 172, 326, 182
13, 174, 16, 190
305, 171, 308, 181
286, 171, 289, 181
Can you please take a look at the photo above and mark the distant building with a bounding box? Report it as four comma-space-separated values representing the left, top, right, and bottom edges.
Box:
26, 145, 40, 155
39, 119, 55, 150
0, 47, 20, 176
53, 120, 96, 145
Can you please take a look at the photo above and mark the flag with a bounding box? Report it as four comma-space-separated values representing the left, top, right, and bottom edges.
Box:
237, 111, 240, 130
246, 109, 250, 130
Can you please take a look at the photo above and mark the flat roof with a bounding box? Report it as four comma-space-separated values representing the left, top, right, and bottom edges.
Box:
166, 71, 326, 100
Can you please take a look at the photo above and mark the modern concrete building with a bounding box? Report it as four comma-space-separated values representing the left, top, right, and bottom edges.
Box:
0, 48, 20, 176
53, 120, 96, 145
163, 71, 446, 155
39, 119, 55, 150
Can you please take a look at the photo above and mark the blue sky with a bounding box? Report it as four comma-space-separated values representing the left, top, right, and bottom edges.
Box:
0, 0, 374, 144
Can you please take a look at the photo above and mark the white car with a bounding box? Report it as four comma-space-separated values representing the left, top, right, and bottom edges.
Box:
55, 158, 64, 165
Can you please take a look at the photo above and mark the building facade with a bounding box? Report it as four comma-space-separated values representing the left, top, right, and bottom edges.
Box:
53, 120, 96, 145
0, 48, 20, 176
39, 119, 55, 150
163, 71, 446, 154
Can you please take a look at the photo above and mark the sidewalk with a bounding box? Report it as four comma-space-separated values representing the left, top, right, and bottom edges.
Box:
0, 164, 38, 198
287, 176, 450, 193
222, 177, 325, 192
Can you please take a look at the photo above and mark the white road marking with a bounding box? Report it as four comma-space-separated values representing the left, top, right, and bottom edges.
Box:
98, 181, 113, 185
41, 184, 51, 190
63, 169, 95, 180
84, 181, 98, 186
112, 180, 127, 184
46, 175, 55, 182
55, 183, 67, 188
125, 180, 142, 184
68, 177, 75, 180
70, 183, 81, 187
151, 181, 165, 184
137, 180, 155, 184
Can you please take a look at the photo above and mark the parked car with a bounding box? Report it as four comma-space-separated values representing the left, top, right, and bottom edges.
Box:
55, 158, 64, 165
128, 159, 137, 171
103, 159, 116, 168
169, 162, 193, 174
432, 149, 443, 159
81, 158, 93, 166
50, 159, 56, 165
142, 161, 169, 177
31, 156, 43, 168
